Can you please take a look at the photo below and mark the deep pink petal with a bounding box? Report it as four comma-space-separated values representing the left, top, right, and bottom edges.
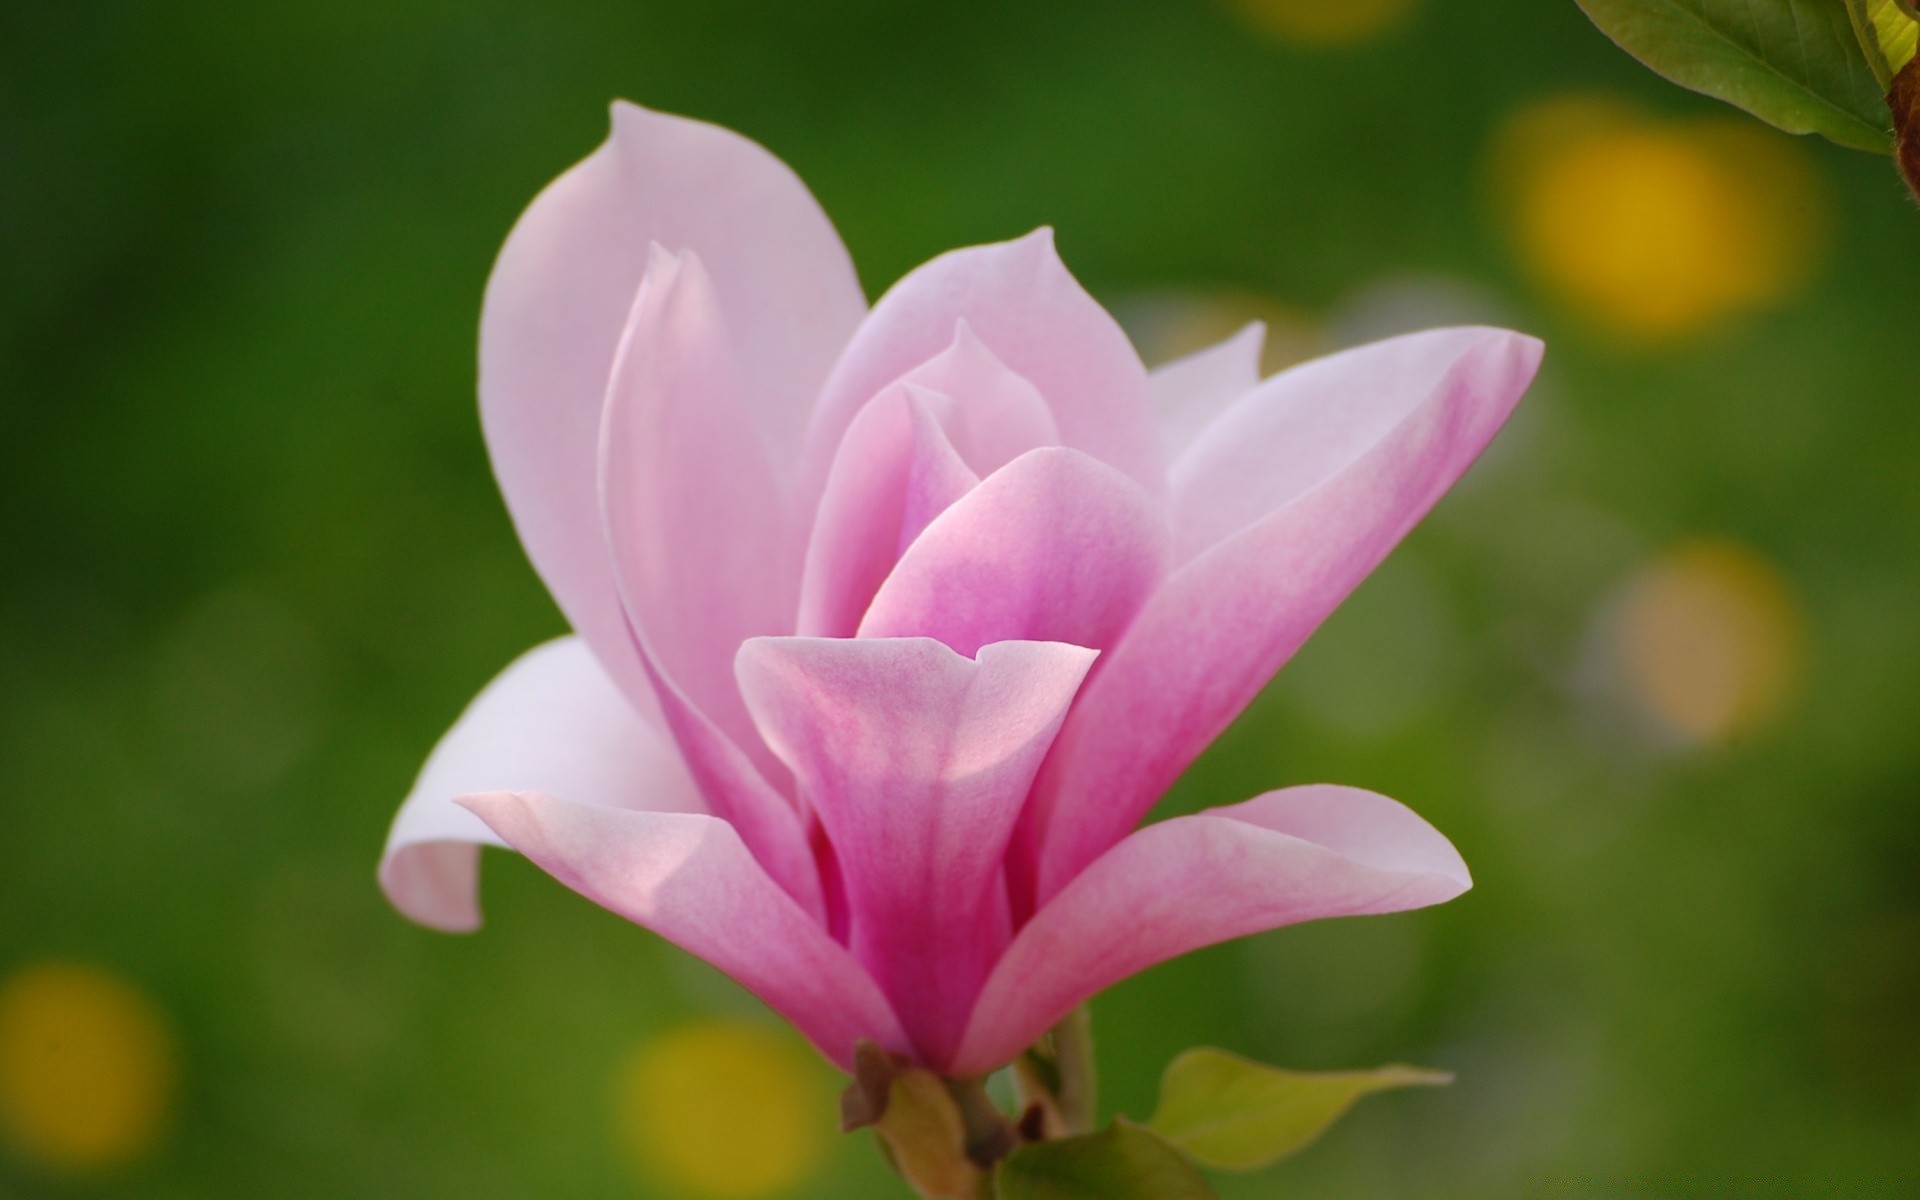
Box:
480, 101, 863, 713
798, 230, 1162, 510
1149, 321, 1264, 461
379, 637, 701, 933
857, 448, 1171, 659
952, 786, 1469, 1076
796, 389, 979, 640
735, 637, 1096, 1067
462, 791, 906, 1071
1032, 328, 1542, 902
598, 247, 800, 790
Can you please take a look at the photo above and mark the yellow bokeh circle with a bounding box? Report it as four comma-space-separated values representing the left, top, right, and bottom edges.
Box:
1495, 97, 1826, 342
1228, 0, 1420, 45
615, 1019, 829, 1198
0, 961, 178, 1174
1615, 540, 1806, 745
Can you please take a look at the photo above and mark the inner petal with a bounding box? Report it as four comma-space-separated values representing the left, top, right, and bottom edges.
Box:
735, 635, 1097, 1068
857, 447, 1172, 659
894, 321, 1061, 476
795, 387, 979, 640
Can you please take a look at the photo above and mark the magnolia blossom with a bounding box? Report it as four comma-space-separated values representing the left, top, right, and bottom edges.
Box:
379, 102, 1541, 1077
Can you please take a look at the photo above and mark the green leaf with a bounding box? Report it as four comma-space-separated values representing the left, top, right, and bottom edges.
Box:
1147, 1048, 1452, 1172
1848, 0, 1919, 82
995, 1120, 1217, 1200
1576, 0, 1896, 152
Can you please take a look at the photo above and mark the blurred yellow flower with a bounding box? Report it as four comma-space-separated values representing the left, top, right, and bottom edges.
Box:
0, 961, 178, 1175
1494, 97, 1826, 342
1615, 540, 1806, 744
615, 1018, 829, 1198
1227, 0, 1420, 45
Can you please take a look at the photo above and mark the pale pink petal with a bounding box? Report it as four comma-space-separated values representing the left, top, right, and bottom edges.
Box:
462, 792, 906, 1071
1031, 329, 1542, 902
1171, 328, 1532, 563
895, 322, 1061, 476
952, 786, 1468, 1076
798, 230, 1162, 508
857, 448, 1171, 659
735, 637, 1096, 1068
379, 637, 700, 933
596, 249, 825, 917
1149, 321, 1264, 461
480, 101, 864, 712
796, 389, 979, 639
598, 247, 800, 789
636, 646, 825, 922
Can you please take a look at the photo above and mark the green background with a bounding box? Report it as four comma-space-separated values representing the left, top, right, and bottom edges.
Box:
4, 0, 1918, 1195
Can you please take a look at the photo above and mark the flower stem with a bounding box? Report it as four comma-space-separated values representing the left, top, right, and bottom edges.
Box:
944, 1076, 1018, 1168
1051, 1005, 1098, 1135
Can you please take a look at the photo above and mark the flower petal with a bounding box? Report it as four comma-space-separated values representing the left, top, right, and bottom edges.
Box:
951, 786, 1468, 1076
598, 249, 827, 917
599, 246, 800, 787
462, 791, 907, 1071
1031, 328, 1541, 901
799, 229, 1162, 509
796, 389, 980, 640
895, 321, 1061, 476
735, 636, 1096, 1068
1149, 321, 1264, 461
634, 645, 826, 922
1170, 327, 1534, 563
480, 101, 864, 712
857, 447, 1171, 659
379, 637, 700, 933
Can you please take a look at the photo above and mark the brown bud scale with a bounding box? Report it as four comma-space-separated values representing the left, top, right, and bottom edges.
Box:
1894, 58, 1920, 204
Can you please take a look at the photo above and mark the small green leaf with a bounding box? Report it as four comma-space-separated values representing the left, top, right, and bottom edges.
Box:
1148, 1048, 1451, 1172
996, 1120, 1217, 1200
1853, 0, 1920, 79
1576, 0, 1896, 152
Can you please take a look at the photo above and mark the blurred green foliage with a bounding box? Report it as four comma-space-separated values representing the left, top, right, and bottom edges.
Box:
3, 0, 1919, 1196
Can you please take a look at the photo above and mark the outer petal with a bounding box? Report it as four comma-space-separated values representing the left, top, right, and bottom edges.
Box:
379, 637, 700, 933
952, 786, 1469, 1076
462, 792, 907, 1071
480, 101, 864, 712
1031, 329, 1541, 902
858, 447, 1171, 659
598, 247, 799, 785
598, 249, 825, 916
1171, 328, 1535, 563
798, 230, 1162, 508
635, 647, 826, 921
736, 637, 1096, 1068
1149, 321, 1265, 461
796, 389, 980, 639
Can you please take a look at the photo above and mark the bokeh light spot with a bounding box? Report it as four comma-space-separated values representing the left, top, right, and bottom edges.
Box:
1495, 98, 1826, 342
1614, 541, 1806, 744
1227, 0, 1419, 46
0, 961, 178, 1175
615, 1019, 829, 1198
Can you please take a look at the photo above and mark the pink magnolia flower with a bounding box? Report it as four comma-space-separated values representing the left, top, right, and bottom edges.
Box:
379, 102, 1541, 1077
